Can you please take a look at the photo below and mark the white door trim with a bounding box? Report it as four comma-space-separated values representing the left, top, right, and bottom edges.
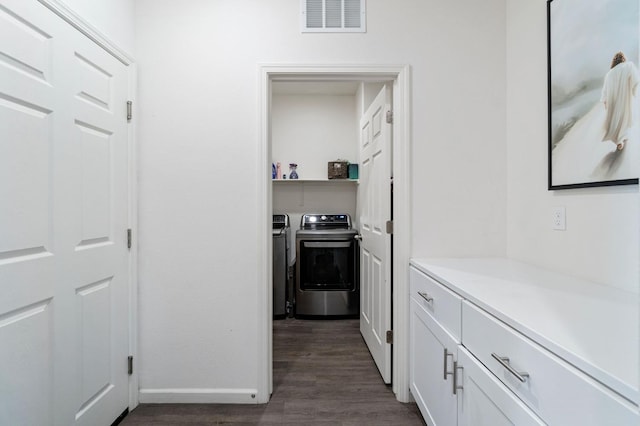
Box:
36, 0, 134, 65
127, 63, 139, 410
36, 0, 139, 410
258, 64, 412, 403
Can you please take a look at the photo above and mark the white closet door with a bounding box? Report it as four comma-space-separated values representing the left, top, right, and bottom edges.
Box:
359, 85, 392, 383
0, 0, 130, 424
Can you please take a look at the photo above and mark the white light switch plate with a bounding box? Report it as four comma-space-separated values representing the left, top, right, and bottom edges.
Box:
552, 207, 566, 231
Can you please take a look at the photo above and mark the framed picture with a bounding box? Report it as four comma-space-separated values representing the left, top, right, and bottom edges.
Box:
548, 0, 640, 189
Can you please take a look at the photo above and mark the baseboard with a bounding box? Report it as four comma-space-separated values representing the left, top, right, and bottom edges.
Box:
138, 388, 261, 404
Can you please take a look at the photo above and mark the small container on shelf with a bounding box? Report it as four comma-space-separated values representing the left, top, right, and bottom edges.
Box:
289, 163, 298, 179
328, 160, 349, 179
348, 164, 359, 180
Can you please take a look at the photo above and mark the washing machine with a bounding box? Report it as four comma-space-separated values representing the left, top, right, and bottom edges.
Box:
295, 214, 359, 318
272, 214, 290, 319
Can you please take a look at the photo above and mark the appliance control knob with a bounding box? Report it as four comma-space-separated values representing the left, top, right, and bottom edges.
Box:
321, 215, 327, 221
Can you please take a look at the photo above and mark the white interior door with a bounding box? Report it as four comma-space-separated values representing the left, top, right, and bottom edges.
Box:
0, 1, 130, 424
359, 85, 392, 383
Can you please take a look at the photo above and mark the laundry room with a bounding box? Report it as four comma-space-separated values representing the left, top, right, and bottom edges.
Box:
5, 0, 639, 424
271, 80, 388, 320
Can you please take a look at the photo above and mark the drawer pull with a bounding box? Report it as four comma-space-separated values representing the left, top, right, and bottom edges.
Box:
452, 361, 463, 395
417, 291, 433, 303
491, 353, 530, 383
443, 348, 454, 380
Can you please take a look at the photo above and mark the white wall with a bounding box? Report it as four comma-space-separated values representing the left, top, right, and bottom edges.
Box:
506, 0, 639, 293
272, 93, 359, 256
272, 94, 358, 179
60, 0, 135, 55
409, 1, 507, 258
134, 0, 507, 401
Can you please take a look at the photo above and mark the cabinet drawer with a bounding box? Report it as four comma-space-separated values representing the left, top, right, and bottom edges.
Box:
462, 301, 639, 426
410, 266, 462, 341
457, 346, 544, 426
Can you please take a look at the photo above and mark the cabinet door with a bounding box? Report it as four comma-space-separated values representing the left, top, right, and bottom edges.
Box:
410, 298, 458, 426
457, 347, 544, 426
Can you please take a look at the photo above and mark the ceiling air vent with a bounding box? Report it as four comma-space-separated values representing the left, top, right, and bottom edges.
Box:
301, 0, 366, 33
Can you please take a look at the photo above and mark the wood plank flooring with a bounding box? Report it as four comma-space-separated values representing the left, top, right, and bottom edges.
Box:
121, 319, 425, 425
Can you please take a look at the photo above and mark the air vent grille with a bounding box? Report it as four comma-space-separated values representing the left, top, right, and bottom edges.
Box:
306, 0, 323, 28
344, 0, 361, 28
302, 0, 366, 33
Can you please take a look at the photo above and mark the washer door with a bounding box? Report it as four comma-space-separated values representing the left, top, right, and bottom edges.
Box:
298, 240, 357, 291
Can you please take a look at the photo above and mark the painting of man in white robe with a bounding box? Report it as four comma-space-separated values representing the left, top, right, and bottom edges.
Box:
549, 0, 639, 188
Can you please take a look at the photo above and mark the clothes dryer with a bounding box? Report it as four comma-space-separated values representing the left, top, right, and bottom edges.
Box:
295, 214, 359, 318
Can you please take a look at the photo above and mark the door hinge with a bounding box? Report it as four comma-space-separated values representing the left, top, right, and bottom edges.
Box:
386, 220, 393, 235
127, 100, 132, 122
127, 229, 132, 249
386, 110, 393, 124
386, 330, 393, 344
128, 356, 133, 375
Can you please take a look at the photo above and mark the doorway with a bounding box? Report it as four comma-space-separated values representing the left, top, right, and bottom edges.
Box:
258, 65, 412, 403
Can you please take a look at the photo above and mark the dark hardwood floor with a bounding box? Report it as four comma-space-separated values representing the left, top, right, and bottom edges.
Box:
121, 319, 425, 425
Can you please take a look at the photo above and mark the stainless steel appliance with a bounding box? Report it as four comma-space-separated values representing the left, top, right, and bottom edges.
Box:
295, 214, 359, 318
272, 214, 290, 319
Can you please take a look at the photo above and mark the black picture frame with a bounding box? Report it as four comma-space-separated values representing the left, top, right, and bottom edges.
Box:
547, 0, 639, 190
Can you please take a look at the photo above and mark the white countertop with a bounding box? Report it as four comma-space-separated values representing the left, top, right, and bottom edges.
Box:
410, 257, 639, 405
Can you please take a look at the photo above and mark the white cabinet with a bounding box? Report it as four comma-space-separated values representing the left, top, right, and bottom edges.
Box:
410, 298, 458, 425
409, 259, 639, 426
410, 265, 543, 426
409, 267, 462, 340
462, 301, 639, 426
409, 266, 462, 425
457, 347, 543, 426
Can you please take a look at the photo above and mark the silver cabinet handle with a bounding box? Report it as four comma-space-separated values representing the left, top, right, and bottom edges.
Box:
417, 291, 433, 303
443, 348, 454, 380
452, 361, 463, 395
491, 353, 530, 383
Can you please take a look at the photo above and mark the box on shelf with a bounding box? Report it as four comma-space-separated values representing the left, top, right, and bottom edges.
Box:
348, 164, 358, 179
328, 161, 349, 179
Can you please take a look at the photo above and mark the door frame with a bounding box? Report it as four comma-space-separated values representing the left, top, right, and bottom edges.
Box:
37, 0, 139, 411
258, 64, 412, 403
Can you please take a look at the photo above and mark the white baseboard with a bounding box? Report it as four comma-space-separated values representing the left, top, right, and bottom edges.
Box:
138, 388, 262, 404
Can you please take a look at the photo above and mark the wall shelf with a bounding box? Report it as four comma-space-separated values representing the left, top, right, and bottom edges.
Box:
272, 179, 358, 184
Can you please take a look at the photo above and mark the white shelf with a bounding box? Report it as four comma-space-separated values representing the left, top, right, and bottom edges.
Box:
272, 179, 358, 183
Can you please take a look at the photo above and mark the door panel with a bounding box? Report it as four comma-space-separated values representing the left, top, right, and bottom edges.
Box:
360, 249, 371, 323
0, 2, 60, 424
371, 255, 383, 345
76, 122, 112, 245
359, 85, 392, 383
0, 1, 130, 425
0, 91, 52, 256
0, 300, 53, 424
68, 29, 129, 426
